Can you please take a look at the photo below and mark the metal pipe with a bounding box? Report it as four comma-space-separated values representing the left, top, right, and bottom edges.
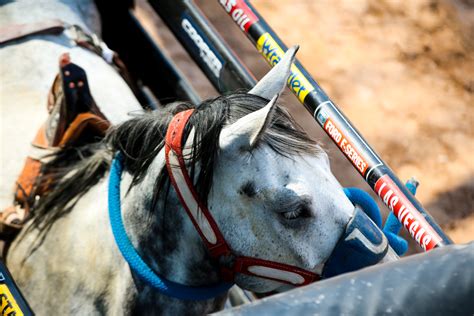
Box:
147, 0, 452, 250
0, 260, 34, 315
216, 0, 452, 250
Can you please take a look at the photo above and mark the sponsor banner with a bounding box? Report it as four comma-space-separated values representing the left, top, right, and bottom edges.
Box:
256, 33, 315, 103
181, 15, 224, 79
0, 284, 24, 316
219, 0, 259, 32
375, 175, 443, 251
324, 118, 368, 175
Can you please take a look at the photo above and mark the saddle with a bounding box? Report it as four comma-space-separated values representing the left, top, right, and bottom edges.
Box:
0, 53, 110, 238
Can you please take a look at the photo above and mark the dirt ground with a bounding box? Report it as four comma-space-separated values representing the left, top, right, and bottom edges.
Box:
135, 0, 473, 252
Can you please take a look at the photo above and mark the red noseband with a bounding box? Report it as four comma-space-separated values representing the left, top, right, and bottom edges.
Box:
165, 109, 320, 286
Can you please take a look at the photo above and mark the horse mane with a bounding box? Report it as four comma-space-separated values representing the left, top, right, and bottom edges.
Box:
29, 93, 321, 235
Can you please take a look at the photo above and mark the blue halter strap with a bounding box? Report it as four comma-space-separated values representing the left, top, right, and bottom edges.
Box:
108, 153, 233, 300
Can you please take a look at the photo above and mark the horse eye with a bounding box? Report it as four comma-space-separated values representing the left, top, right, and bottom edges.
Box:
280, 206, 312, 220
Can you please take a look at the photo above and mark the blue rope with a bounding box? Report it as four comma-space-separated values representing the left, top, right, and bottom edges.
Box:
108, 153, 232, 300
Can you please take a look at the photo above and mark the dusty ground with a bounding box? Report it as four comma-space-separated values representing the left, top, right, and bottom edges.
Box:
136, 0, 473, 252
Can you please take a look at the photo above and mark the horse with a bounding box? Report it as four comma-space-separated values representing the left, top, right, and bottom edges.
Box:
2, 1, 376, 315
0, 0, 143, 212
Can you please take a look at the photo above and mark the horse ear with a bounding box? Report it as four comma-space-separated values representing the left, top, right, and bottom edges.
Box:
219, 94, 279, 151
248, 45, 299, 100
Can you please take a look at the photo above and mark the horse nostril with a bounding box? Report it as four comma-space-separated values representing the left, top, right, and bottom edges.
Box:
299, 206, 312, 218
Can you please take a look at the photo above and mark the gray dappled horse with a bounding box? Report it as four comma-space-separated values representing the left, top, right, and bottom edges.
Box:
0, 0, 142, 210
3, 1, 361, 315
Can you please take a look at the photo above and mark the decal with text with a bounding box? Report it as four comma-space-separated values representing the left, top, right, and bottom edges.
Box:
181, 17, 223, 78
219, 0, 259, 32
0, 284, 24, 316
324, 118, 368, 175
256, 33, 315, 103
375, 175, 442, 250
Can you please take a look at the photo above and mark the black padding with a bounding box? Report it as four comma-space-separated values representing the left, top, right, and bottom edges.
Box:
217, 242, 474, 316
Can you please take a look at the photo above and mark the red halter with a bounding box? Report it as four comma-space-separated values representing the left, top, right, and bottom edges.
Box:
165, 109, 320, 286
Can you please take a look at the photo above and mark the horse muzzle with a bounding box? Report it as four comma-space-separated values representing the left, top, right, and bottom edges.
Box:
322, 207, 398, 278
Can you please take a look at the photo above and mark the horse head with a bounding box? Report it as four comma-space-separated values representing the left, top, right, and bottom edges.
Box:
107, 46, 359, 295
208, 47, 355, 292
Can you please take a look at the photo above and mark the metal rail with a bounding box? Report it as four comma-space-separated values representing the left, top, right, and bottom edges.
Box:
95, 0, 201, 105
0, 260, 34, 315
148, 0, 256, 92
215, 0, 452, 250
148, 0, 452, 251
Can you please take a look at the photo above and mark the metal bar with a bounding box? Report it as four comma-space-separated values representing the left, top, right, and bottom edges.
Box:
0, 260, 34, 315
95, 0, 201, 105
215, 0, 452, 250
148, 0, 256, 92
144, 0, 451, 251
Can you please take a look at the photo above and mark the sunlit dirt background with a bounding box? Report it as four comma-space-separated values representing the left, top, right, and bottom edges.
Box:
135, 0, 473, 252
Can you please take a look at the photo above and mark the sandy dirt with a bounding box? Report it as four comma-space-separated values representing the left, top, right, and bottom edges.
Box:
135, 0, 473, 252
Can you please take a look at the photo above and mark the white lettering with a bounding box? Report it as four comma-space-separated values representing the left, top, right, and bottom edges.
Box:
409, 221, 419, 236
383, 190, 393, 205
415, 227, 425, 243
182, 19, 223, 78
397, 206, 409, 223
403, 213, 413, 227
422, 235, 432, 250
219, 0, 235, 12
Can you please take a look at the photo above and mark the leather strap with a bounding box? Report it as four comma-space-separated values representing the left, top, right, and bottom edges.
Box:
165, 110, 320, 286
165, 110, 232, 258
5, 57, 110, 223
14, 125, 50, 208
0, 19, 65, 45
58, 113, 110, 146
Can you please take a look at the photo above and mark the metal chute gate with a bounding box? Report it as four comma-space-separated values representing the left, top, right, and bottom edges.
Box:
1, 1, 471, 315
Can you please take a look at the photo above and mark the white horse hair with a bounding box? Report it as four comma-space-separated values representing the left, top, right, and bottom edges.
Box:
2, 1, 356, 315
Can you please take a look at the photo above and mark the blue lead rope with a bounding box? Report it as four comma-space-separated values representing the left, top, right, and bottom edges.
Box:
108, 153, 233, 301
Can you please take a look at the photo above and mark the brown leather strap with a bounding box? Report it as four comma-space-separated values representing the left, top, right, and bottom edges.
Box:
59, 113, 110, 146
14, 125, 50, 207
12, 113, 109, 210
0, 19, 65, 45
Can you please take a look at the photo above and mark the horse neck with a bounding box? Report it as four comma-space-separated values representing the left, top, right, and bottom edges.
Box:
0, 0, 101, 34
119, 154, 226, 308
